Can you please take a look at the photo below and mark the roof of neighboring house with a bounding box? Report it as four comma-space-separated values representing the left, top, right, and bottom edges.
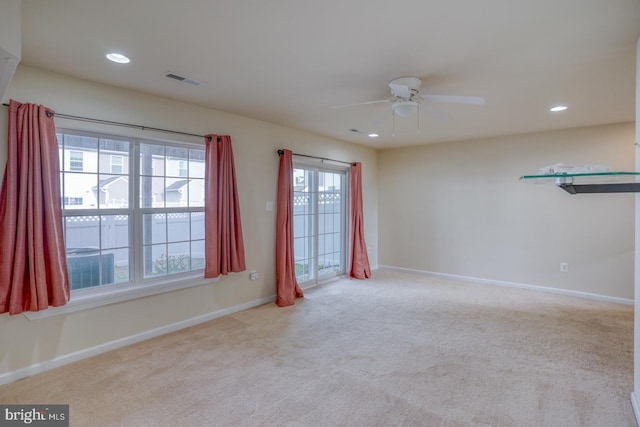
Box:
165, 179, 190, 191
166, 179, 204, 192
94, 176, 128, 190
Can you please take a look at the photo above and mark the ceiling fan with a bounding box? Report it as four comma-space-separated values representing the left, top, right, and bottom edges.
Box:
332, 76, 485, 122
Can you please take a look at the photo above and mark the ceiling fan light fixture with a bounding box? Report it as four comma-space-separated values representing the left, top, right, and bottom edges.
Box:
392, 101, 419, 117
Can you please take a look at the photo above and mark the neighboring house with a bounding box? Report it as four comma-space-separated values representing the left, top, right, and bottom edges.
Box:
92, 176, 129, 208
59, 141, 204, 209
165, 179, 205, 207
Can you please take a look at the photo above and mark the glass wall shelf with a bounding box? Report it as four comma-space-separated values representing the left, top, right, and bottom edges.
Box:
519, 171, 640, 194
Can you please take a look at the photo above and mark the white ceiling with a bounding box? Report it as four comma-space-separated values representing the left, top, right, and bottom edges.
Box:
19, 0, 640, 148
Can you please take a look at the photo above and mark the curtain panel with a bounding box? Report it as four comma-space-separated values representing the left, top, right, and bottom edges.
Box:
0, 100, 70, 315
204, 135, 246, 278
349, 162, 371, 279
275, 149, 303, 306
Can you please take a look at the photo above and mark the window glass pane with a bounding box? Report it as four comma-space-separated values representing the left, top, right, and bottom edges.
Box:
334, 234, 342, 253
145, 244, 168, 277
178, 160, 188, 178
140, 176, 165, 208
65, 216, 99, 249
189, 149, 205, 178
143, 213, 166, 245
98, 174, 129, 209
69, 151, 83, 171
140, 143, 164, 176
167, 242, 190, 274
67, 249, 103, 290
167, 212, 189, 243
165, 178, 188, 207
65, 134, 98, 150
63, 172, 97, 209
100, 215, 129, 249
100, 138, 129, 175
64, 135, 97, 172
110, 155, 123, 174
188, 179, 205, 207
191, 212, 205, 240
318, 255, 328, 276
190, 240, 205, 270
327, 233, 337, 254
64, 215, 129, 290
166, 147, 188, 178
107, 248, 129, 284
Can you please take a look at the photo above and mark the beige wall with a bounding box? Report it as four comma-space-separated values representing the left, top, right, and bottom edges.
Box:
0, 65, 378, 376
379, 123, 635, 299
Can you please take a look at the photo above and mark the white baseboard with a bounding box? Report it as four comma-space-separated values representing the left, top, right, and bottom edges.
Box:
0, 295, 276, 386
378, 265, 634, 305
631, 392, 640, 426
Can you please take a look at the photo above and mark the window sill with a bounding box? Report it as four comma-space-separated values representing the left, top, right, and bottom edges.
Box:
23, 273, 218, 320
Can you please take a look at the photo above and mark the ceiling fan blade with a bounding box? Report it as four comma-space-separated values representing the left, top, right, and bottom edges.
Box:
421, 94, 485, 105
331, 99, 391, 109
388, 83, 412, 99
419, 103, 450, 121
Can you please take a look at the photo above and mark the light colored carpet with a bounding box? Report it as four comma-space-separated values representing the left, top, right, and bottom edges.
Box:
0, 269, 636, 426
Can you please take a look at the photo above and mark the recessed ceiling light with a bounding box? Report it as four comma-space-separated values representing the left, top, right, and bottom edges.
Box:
550, 105, 567, 112
368, 133, 379, 138
106, 53, 130, 64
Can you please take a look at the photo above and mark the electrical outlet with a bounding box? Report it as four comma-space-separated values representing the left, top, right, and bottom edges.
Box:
249, 270, 258, 281
560, 262, 569, 272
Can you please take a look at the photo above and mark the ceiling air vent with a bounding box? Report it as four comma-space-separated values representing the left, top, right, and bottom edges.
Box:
164, 72, 206, 87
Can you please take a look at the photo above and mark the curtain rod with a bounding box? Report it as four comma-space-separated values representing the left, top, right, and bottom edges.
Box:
1, 102, 212, 141
277, 149, 355, 166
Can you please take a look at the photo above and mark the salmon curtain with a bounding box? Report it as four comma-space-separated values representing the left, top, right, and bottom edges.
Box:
204, 134, 246, 278
275, 149, 303, 306
349, 162, 371, 279
0, 100, 70, 315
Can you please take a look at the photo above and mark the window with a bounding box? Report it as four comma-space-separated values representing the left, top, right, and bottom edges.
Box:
69, 151, 84, 171
178, 160, 188, 177
110, 155, 123, 174
63, 196, 83, 206
57, 130, 206, 292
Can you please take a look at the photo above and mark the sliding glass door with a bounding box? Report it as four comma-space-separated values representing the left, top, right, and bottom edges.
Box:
293, 164, 346, 284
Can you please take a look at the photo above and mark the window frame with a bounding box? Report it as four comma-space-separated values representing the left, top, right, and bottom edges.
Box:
29, 129, 215, 319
